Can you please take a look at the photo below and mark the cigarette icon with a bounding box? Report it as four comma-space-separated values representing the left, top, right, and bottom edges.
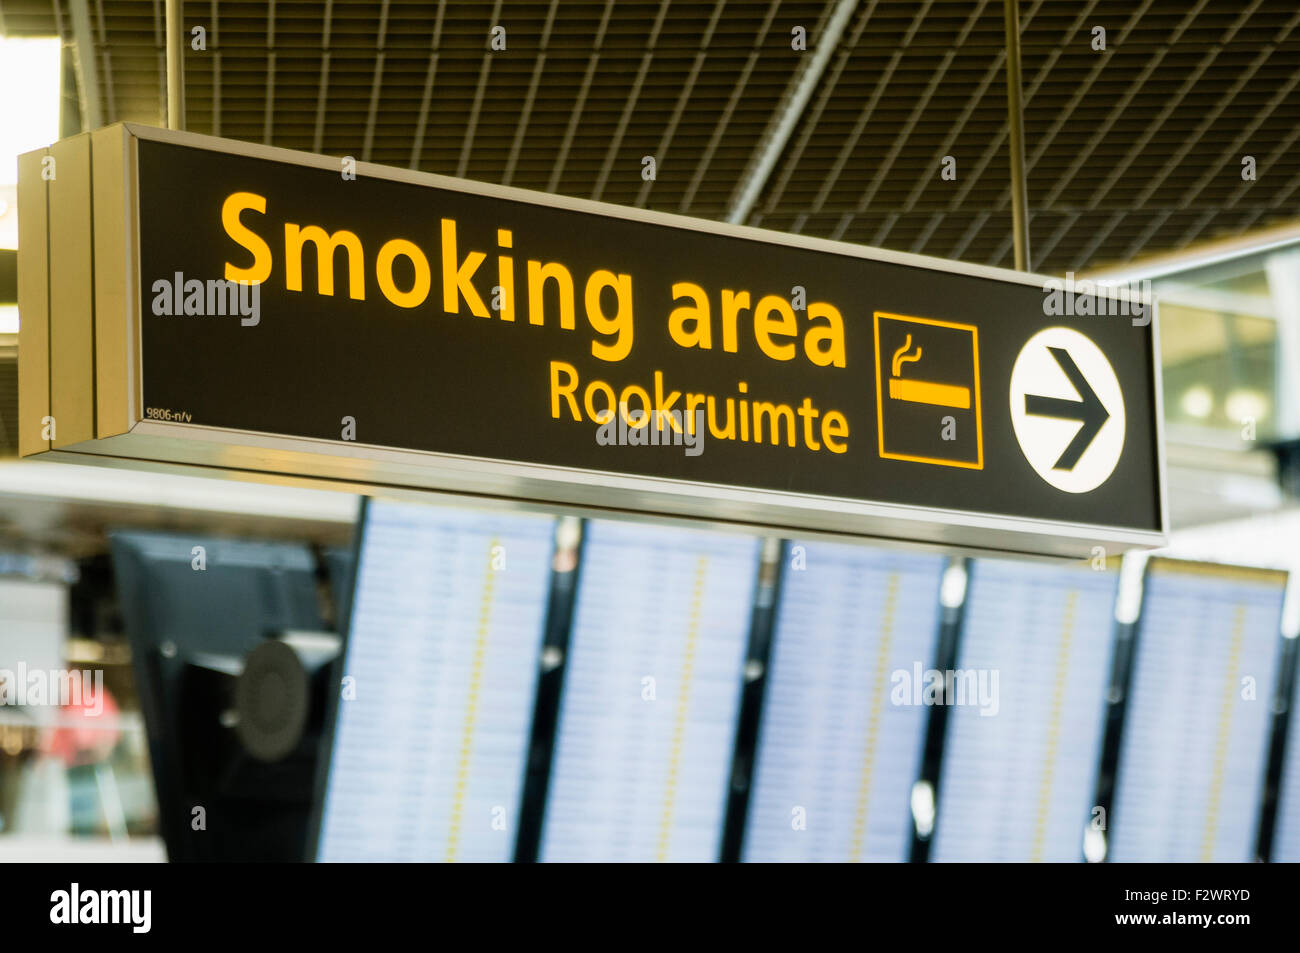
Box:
888, 335, 972, 409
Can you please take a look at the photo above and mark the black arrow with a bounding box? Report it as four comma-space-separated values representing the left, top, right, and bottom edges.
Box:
1024, 346, 1110, 471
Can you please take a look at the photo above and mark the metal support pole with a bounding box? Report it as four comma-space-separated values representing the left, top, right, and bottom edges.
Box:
165, 0, 186, 130
1003, 0, 1030, 270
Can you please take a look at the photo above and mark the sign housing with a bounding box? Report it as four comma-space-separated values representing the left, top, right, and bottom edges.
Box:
17, 124, 1167, 558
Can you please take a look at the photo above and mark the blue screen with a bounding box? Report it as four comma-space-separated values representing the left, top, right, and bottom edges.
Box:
931, 558, 1117, 862
744, 543, 945, 862
1110, 561, 1285, 862
317, 501, 554, 862
539, 521, 759, 862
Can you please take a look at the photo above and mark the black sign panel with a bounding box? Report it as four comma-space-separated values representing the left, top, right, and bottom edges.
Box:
133, 137, 1163, 536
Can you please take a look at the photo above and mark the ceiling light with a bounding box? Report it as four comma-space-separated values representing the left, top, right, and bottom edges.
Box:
1179, 384, 1213, 419
1224, 388, 1270, 425
0, 36, 61, 187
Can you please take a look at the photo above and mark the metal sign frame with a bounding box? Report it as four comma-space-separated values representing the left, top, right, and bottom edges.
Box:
17, 123, 1169, 559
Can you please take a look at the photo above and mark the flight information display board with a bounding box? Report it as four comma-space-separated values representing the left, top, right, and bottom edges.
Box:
1110, 560, 1285, 863
539, 521, 759, 862
743, 544, 945, 862
316, 501, 555, 862
931, 559, 1118, 862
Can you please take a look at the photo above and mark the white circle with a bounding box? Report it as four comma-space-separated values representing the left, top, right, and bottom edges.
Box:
1009, 327, 1125, 494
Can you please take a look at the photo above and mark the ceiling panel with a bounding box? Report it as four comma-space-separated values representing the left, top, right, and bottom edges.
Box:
3, 0, 1298, 273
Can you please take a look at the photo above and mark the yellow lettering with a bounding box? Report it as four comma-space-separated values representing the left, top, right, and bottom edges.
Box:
721, 290, 749, 354
822, 410, 849, 453
754, 295, 797, 361
584, 379, 616, 423
549, 361, 580, 420
707, 396, 736, 440
527, 261, 576, 329
668, 281, 711, 349
806, 302, 847, 368
284, 224, 364, 299
222, 192, 272, 284
685, 393, 706, 435
752, 401, 797, 446
586, 270, 634, 362
620, 384, 651, 427
497, 229, 515, 322
375, 239, 431, 309
440, 218, 489, 317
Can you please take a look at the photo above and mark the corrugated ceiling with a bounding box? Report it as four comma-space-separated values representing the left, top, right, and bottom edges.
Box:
2, 0, 1298, 272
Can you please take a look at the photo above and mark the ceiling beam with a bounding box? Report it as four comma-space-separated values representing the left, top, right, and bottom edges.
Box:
634, 51, 705, 208
409, 52, 439, 171
832, 48, 955, 242
502, 0, 560, 185
757, 1, 880, 228
592, 53, 653, 202
546, 0, 614, 194
723, 0, 861, 225
679, 48, 763, 213
68, 0, 103, 131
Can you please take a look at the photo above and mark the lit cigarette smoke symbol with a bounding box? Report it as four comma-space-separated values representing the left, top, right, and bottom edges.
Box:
892, 335, 922, 375
888, 334, 972, 409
